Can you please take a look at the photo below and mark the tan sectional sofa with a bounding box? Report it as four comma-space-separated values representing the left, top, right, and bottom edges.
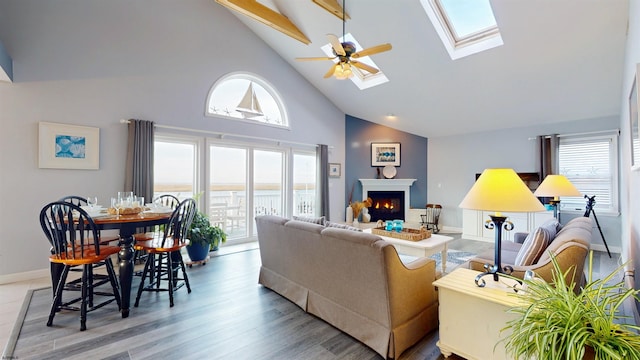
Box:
255, 215, 439, 359
465, 216, 593, 286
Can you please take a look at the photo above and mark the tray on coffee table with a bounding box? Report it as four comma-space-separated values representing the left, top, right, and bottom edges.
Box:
371, 226, 431, 241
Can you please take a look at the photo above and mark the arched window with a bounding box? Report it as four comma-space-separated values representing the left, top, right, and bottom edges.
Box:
206, 73, 289, 128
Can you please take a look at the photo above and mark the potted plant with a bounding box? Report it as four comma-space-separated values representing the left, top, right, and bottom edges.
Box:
186, 210, 227, 262
501, 251, 640, 360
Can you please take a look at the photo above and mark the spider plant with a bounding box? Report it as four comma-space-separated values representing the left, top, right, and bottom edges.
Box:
501, 251, 640, 360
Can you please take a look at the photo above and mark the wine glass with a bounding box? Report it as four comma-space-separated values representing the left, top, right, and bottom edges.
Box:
111, 197, 120, 216
87, 196, 98, 209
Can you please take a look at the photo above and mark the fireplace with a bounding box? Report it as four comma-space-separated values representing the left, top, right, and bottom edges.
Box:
359, 178, 416, 221
368, 191, 404, 221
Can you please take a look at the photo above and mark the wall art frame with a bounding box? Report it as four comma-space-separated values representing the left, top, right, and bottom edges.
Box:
329, 163, 341, 177
630, 63, 640, 169
38, 121, 100, 170
371, 142, 401, 166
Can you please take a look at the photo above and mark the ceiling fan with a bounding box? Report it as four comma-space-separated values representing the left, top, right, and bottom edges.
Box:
296, 0, 392, 80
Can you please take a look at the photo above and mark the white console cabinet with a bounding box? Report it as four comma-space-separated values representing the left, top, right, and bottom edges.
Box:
462, 209, 554, 242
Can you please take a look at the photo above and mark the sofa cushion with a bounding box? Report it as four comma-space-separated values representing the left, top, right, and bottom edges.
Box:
514, 227, 550, 266
293, 215, 326, 225
538, 217, 592, 263
325, 221, 362, 232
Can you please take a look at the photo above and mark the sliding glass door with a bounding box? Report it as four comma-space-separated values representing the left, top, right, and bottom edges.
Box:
293, 151, 317, 217
156, 135, 318, 245
252, 149, 285, 236
209, 145, 248, 240
153, 136, 198, 201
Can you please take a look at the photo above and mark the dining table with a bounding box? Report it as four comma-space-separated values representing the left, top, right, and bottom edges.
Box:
92, 211, 172, 317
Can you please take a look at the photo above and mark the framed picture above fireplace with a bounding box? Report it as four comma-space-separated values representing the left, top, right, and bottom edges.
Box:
371, 142, 400, 166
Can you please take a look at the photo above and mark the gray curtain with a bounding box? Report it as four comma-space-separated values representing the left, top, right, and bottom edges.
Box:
318, 144, 330, 220
124, 119, 154, 203
535, 134, 559, 178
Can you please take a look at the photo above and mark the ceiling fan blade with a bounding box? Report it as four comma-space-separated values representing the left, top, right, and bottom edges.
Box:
295, 57, 335, 61
327, 34, 346, 56
351, 61, 379, 74
324, 63, 339, 78
351, 43, 392, 58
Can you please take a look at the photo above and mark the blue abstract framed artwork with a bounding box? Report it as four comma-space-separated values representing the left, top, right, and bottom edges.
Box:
39, 122, 100, 169
371, 142, 400, 166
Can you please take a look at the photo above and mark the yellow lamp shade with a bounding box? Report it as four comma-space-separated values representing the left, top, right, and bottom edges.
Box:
459, 168, 545, 213
534, 175, 582, 198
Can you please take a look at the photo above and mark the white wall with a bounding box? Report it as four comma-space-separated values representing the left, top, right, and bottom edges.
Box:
0, 0, 346, 278
427, 115, 622, 250
619, 0, 640, 319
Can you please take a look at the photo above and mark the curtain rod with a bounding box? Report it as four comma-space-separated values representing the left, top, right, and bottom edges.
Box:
527, 129, 619, 141
119, 119, 327, 148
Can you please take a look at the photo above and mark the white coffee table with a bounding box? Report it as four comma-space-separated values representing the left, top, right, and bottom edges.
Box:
363, 228, 454, 272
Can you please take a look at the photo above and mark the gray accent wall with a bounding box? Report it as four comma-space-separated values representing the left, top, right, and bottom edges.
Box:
0, 0, 345, 277
345, 115, 427, 210
428, 115, 622, 250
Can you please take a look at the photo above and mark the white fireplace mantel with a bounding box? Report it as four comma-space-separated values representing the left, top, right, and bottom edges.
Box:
359, 179, 416, 219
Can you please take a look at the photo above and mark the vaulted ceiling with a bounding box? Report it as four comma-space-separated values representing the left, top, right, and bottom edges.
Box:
217, 0, 628, 138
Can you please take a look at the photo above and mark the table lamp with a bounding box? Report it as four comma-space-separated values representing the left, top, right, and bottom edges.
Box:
459, 168, 545, 287
533, 174, 581, 219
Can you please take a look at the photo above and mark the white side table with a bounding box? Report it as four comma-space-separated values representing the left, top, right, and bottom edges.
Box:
433, 268, 526, 360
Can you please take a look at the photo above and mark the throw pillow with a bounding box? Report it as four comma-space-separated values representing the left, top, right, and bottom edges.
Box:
514, 227, 550, 266
324, 221, 362, 232
539, 218, 560, 241
292, 215, 326, 225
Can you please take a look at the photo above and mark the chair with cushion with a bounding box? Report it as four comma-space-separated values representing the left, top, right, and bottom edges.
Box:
134, 198, 197, 307
133, 194, 181, 265
39, 201, 122, 331
59, 195, 120, 299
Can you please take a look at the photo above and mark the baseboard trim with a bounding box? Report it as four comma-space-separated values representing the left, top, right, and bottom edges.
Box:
591, 244, 621, 255
0, 268, 49, 285
440, 226, 462, 233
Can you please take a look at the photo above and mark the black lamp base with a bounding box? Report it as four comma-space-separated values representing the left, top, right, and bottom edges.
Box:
475, 215, 514, 287
474, 263, 514, 287
548, 199, 560, 219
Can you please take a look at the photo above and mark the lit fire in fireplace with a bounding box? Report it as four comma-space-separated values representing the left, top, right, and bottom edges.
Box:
375, 201, 394, 210
368, 190, 404, 221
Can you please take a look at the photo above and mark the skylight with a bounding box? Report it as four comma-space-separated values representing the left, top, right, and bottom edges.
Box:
321, 33, 389, 90
420, 0, 503, 60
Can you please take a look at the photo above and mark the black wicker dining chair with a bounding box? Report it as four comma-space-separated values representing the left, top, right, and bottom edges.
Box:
134, 198, 197, 307
40, 201, 122, 331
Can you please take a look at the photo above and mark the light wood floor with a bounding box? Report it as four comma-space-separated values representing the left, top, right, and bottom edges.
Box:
1, 234, 621, 359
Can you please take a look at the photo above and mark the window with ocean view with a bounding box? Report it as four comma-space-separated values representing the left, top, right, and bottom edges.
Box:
210, 145, 248, 239
293, 151, 317, 217
154, 138, 197, 201
155, 138, 320, 243
155, 74, 318, 244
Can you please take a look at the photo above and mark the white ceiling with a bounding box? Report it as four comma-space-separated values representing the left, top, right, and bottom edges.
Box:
220, 0, 629, 138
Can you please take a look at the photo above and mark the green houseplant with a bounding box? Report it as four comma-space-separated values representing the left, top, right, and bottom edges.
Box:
186, 210, 227, 261
501, 251, 640, 360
